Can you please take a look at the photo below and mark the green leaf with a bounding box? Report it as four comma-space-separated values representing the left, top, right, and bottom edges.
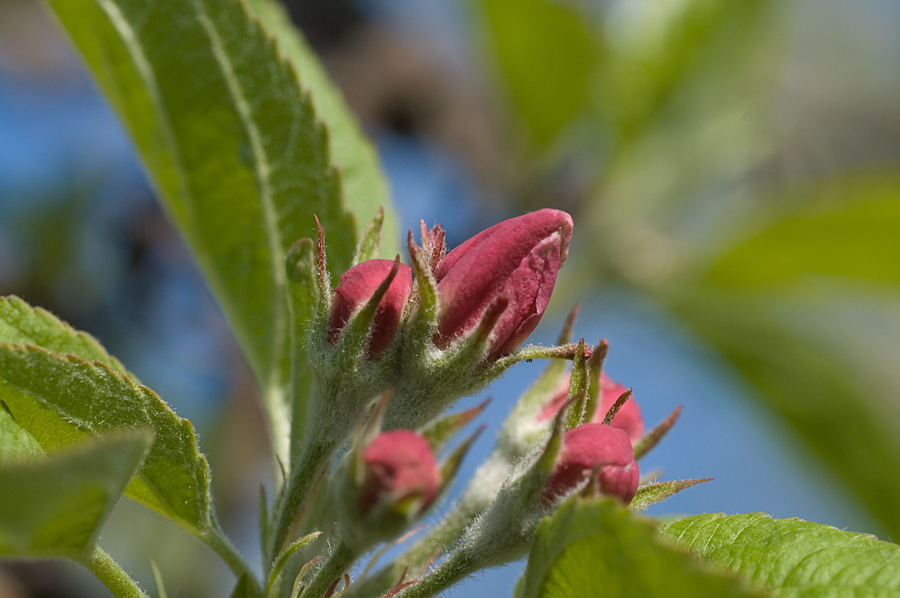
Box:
0, 401, 45, 464
667, 173, 900, 540
671, 289, 900, 540
0, 430, 152, 560
704, 174, 900, 289
595, 0, 776, 141
519, 498, 763, 598
42, 0, 392, 462
661, 513, 900, 597
0, 295, 130, 377
0, 343, 212, 536
242, 0, 397, 259
476, 0, 601, 148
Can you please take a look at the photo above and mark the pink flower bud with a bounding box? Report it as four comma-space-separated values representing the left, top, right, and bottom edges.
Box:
538, 373, 644, 443
329, 259, 413, 356
359, 430, 441, 514
542, 423, 639, 504
432, 209, 573, 359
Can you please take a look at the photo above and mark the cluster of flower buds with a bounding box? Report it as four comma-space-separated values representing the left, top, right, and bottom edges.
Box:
274, 209, 701, 598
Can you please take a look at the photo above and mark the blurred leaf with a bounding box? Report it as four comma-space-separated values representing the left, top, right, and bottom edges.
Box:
0, 342, 213, 536
476, 0, 601, 148
705, 174, 900, 289
667, 172, 900, 539
519, 498, 762, 598
0, 295, 131, 377
0, 430, 152, 560
0, 401, 44, 464
596, 0, 775, 141
43, 0, 390, 462
476, 0, 777, 151
662, 513, 900, 596
673, 286, 900, 541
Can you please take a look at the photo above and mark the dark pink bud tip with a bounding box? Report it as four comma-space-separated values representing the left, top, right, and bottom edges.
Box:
433, 209, 574, 359
542, 423, 639, 504
329, 259, 413, 357
360, 430, 441, 514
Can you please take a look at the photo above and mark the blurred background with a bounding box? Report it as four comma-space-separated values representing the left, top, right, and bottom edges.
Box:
1, 0, 899, 596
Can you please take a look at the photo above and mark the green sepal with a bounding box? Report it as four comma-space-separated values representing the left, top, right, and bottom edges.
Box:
438, 425, 485, 497
353, 207, 385, 266
332, 256, 403, 362
634, 405, 683, 460
421, 399, 490, 453
267, 531, 323, 598
629, 478, 712, 512
406, 229, 440, 345
582, 338, 609, 423
565, 338, 589, 430
601, 388, 633, 426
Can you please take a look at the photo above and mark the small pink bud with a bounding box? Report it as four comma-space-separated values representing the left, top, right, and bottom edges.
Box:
329, 259, 413, 356
432, 209, 574, 359
359, 430, 441, 515
542, 423, 639, 504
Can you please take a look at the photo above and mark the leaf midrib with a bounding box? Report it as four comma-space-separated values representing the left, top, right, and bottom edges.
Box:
95, 0, 290, 400
191, 0, 290, 397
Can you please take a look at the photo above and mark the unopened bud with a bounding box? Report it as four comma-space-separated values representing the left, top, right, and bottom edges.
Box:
433, 209, 573, 360
542, 423, 639, 504
359, 430, 441, 516
329, 259, 413, 357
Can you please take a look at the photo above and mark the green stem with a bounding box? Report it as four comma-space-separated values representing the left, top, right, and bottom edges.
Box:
301, 542, 357, 598
347, 453, 512, 598
270, 440, 331, 562
394, 550, 477, 598
346, 508, 467, 598
83, 546, 149, 598
203, 523, 263, 596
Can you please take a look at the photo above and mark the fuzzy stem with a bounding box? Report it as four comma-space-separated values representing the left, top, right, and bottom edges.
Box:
393, 549, 478, 598
83, 546, 149, 598
203, 523, 263, 596
270, 440, 332, 563
302, 542, 357, 598
347, 453, 512, 598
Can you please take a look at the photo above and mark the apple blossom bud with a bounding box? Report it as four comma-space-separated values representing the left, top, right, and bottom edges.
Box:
432, 209, 573, 359
329, 259, 413, 357
542, 423, 639, 504
359, 430, 441, 516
